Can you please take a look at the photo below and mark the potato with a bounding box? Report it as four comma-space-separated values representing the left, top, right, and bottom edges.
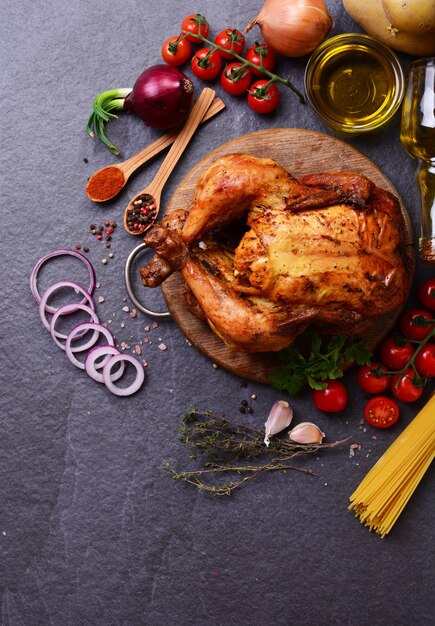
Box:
342, 0, 435, 56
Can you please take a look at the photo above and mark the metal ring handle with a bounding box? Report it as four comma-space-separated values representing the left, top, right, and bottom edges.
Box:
124, 242, 171, 319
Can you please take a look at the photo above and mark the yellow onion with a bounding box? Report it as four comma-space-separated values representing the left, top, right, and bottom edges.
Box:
246, 0, 333, 57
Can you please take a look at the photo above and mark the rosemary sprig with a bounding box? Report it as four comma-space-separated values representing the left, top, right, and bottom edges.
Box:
164, 409, 348, 496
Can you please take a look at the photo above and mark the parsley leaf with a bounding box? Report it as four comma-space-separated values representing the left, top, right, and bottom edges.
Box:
270, 330, 372, 396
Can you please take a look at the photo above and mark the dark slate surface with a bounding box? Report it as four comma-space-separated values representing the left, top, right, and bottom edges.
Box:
0, 1, 434, 624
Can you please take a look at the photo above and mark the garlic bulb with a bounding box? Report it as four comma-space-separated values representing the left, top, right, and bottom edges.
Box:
246, 0, 333, 58
288, 422, 325, 444
264, 400, 293, 446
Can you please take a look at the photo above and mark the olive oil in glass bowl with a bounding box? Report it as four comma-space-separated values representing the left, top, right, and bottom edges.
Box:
305, 34, 404, 135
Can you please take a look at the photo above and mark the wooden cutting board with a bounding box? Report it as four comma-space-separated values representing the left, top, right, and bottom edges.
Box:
160, 128, 415, 384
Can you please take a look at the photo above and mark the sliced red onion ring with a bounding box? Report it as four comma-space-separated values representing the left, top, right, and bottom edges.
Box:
65, 322, 115, 370
50, 303, 100, 350
102, 354, 145, 396
30, 249, 96, 313
84, 345, 125, 383
39, 281, 96, 337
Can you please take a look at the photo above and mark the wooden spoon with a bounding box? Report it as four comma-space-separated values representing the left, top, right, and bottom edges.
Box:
86, 96, 224, 203
123, 87, 216, 236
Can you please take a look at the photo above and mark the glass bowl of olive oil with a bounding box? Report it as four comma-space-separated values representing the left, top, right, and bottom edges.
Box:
304, 34, 404, 135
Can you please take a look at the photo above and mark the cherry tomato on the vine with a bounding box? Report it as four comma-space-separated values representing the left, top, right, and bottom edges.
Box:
357, 362, 390, 394
246, 42, 276, 75
247, 80, 280, 114
215, 29, 246, 59
399, 309, 434, 341
379, 336, 414, 370
312, 380, 348, 413
418, 278, 435, 312
161, 36, 192, 67
391, 368, 424, 403
364, 396, 400, 428
220, 62, 252, 96
181, 14, 210, 43
191, 48, 222, 81
415, 344, 435, 377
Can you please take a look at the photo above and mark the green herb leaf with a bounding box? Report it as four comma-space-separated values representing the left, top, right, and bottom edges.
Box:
270, 331, 372, 396
344, 341, 372, 366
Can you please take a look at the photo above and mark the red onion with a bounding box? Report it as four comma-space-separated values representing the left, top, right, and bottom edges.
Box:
65, 322, 115, 370
50, 303, 99, 350
86, 65, 194, 154
31, 249, 145, 396
30, 250, 95, 313
102, 354, 145, 397
124, 65, 194, 129
84, 345, 125, 383
39, 281, 96, 336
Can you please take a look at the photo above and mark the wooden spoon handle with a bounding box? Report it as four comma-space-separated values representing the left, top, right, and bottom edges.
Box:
146, 87, 216, 198
121, 97, 224, 179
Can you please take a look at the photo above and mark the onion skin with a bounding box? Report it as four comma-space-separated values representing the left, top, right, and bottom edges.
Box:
124, 64, 194, 130
38, 280, 96, 335
30, 250, 95, 313
343, 0, 435, 56
246, 0, 333, 58
102, 354, 145, 397
84, 345, 125, 384
65, 322, 115, 370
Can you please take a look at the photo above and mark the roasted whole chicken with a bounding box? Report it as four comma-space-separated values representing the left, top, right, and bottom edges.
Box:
140, 154, 409, 352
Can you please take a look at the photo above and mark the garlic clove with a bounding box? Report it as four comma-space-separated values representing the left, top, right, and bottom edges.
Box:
264, 400, 293, 447
288, 422, 325, 445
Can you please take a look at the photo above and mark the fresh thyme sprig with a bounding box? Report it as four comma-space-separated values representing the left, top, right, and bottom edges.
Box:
164, 409, 348, 496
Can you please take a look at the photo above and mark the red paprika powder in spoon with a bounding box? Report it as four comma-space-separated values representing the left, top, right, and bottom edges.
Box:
86, 166, 126, 202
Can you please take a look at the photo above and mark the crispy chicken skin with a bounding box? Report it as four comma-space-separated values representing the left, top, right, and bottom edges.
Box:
180, 154, 309, 243
140, 154, 408, 353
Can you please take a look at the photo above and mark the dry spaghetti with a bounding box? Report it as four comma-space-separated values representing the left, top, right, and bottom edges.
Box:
349, 394, 435, 538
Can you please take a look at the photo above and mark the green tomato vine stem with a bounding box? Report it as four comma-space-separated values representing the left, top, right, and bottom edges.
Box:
377, 326, 435, 388
182, 30, 306, 103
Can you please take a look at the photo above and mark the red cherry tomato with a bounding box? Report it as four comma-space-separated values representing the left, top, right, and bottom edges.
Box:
379, 336, 414, 370
191, 48, 222, 81
220, 62, 252, 95
181, 14, 210, 43
312, 380, 348, 413
246, 42, 276, 75
391, 368, 424, 403
161, 36, 192, 67
415, 344, 435, 377
357, 362, 390, 394
215, 29, 245, 59
399, 309, 434, 341
364, 396, 400, 428
247, 80, 280, 114
418, 278, 435, 312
